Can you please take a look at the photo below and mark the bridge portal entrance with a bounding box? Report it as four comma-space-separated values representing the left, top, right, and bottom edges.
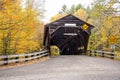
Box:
43, 14, 94, 55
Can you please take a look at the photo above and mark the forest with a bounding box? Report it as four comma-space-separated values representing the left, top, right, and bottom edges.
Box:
0, 0, 120, 55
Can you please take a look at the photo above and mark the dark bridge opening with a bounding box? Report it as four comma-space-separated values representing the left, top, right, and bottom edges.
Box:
43, 14, 94, 55
60, 34, 85, 55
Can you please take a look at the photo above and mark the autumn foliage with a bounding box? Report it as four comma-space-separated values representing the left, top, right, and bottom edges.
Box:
0, 0, 44, 55
0, 0, 120, 55
50, 1, 120, 51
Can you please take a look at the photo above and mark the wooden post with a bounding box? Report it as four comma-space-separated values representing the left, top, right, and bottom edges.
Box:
36, 54, 40, 59
89, 50, 91, 56
102, 50, 104, 57
4, 56, 8, 65
94, 50, 97, 56
111, 50, 114, 59
31, 55, 34, 60
94, 53, 96, 56
25, 56, 28, 62
48, 26, 51, 56
15, 56, 19, 63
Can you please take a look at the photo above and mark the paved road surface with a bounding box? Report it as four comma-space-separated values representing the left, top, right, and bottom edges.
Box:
0, 56, 120, 80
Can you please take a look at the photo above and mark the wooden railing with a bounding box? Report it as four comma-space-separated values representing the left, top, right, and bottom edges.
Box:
87, 50, 120, 59
0, 50, 49, 65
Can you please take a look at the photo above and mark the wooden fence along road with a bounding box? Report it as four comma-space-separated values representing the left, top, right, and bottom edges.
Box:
0, 50, 49, 65
0, 50, 120, 66
87, 50, 120, 60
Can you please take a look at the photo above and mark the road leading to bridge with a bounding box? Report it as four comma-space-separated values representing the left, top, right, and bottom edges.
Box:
0, 56, 120, 80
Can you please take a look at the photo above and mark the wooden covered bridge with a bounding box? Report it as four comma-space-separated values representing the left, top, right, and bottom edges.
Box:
43, 14, 94, 55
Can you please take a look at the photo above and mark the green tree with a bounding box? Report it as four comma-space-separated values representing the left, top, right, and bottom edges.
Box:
59, 4, 68, 14
69, 5, 76, 14
75, 4, 82, 11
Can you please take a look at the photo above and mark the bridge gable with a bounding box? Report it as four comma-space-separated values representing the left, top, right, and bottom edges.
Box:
45, 14, 94, 34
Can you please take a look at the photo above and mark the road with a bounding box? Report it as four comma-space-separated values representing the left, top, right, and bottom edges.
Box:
0, 55, 120, 80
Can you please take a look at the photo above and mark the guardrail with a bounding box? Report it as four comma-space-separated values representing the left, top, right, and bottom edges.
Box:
87, 50, 120, 59
0, 50, 49, 65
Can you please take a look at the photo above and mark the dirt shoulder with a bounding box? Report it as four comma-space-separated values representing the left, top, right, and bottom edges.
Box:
0, 56, 50, 70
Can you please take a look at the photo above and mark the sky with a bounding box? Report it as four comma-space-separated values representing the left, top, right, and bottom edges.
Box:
44, 0, 94, 23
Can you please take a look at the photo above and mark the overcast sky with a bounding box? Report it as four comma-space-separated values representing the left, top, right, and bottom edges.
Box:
44, 0, 94, 23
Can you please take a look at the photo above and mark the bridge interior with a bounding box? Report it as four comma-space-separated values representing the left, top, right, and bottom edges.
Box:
43, 14, 94, 55
50, 26, 87, 55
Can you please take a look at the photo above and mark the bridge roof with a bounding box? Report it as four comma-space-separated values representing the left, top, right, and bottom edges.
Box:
45, 14, 94, 28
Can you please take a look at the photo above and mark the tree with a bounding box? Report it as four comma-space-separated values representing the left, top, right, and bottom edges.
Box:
75, 4, 82, 11
59, 4, 83, 15
74, 8, 88, 21
0, 0, 44, 55
59, 4, 68, 14
69, 5, 76, 14
50, 13, 63, 22
0, 0, 23, 55
89, 0, 120, 51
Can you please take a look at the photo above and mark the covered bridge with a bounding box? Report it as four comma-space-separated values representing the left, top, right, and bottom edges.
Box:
43, 14, 94, 55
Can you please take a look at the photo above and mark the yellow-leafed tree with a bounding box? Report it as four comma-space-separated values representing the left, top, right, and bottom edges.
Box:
50, 14, 63, 22
74, 8, 88, 21
0, 0, 44, 55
